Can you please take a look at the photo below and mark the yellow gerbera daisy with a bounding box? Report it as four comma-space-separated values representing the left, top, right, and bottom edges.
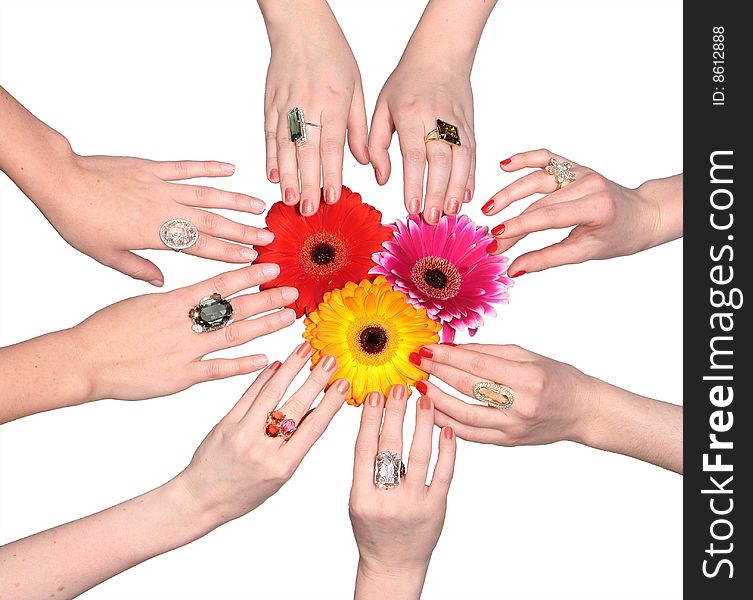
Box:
303, 276, 441, 406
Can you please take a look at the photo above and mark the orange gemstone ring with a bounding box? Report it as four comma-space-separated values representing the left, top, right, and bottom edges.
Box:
265, 410, 298, 440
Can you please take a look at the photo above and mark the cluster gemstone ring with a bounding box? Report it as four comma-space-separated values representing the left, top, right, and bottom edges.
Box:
543, 158, 576, 190
265, 410, 297, 441
160, 219, 198, 251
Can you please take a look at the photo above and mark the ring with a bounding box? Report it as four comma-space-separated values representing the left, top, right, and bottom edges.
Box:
188, 293, 234, 333
160, 219, 198, 251
374, 451, 406, 489
543, 158, 576, 190
288, 107, 321, 145
265, 410, 297, 440
472, 381, 515, 410
424, 119, 461, 146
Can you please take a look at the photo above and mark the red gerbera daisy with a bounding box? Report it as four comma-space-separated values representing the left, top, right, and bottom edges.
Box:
255, 186, 392, 318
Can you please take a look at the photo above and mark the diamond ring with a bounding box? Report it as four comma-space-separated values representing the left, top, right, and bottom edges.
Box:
288, 108, 321, 145
472, 381, 514, 410
189, 293, 234, 333
374, 451, 406, 489
424, 118, 461, 146
160, 219, 199, 251
543, 158, 576, 190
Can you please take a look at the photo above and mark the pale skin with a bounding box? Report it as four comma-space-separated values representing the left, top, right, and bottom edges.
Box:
0, 344, 350, 600
413, 344, 683, 474
0, 85, 272, 286
0, 263, 298, 424
484, 148, 683, 276
350, 387, 457, 600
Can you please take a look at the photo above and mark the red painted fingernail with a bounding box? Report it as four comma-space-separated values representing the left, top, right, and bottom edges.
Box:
336, 379, 350, 394
321, 355, 337, 372
464, 188, 472, 203
482, 200, 495, 214
419, 395, 432, 410
510, 270, 526, 278
442, 342, 458, 347
491, 223, 506, 236
269, 168, 279, 182
269, 360, 281, 372
486, 240, 499, 254
500, 158, 512, 166
416, 380, 428, 395
284, 188, 296, 204
296, 342, 312, 358
392, 384, 407, 400
419, 347, 433, 359
443, 426, 455, 440
409, 352, 422, 366
368, 392, 381, 407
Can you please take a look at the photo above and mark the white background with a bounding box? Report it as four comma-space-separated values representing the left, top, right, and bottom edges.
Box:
0, 1, 682, 598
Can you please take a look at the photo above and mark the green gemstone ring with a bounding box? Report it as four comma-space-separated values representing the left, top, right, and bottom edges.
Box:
288, 107, 320, 145
189, 293, 234, 333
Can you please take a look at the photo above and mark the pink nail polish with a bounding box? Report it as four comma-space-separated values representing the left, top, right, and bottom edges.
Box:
428, 207, 440, 223
408, 197, 421, 214
336, 379, 350, 394
269, 360, 281, 372
296, 342, 312, 358
464, 188, 472, 203
322, 355, 337, 371
301, 200, 314, 215
443, 426, 455, 440
284, 188, 296, 204
446, 198, 460, 214
368, 392, 381, 407
325, 187, 336, 204
392, 384, 407, 400
269, 168, 279, 182
419, 395, 432, 410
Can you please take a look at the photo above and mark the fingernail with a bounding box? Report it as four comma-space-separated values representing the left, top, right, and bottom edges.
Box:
257, 229, 275, 244
491, 223, 506, 236
149, 279, 164, 287
416, 380, 428, 395
336, 379, 351, 394
250, 198, 266, 213
482, 200, 495, 214
510, 270, 526, 278
281, 287, 299, 302
428, 207, 440, 224
464, 188, 472, 203
253, 355, 269, 368
446, 198, 460, 215
368, 392, 381, 407
419, 395, 432, 410
284, 188, 297, 204
301, 199, 314, 215
262, 263, 280, 277
409, 352, 422, 366
500, 158, 512, 167
442, 342, 458, 347
269, 168, 279, 182
322, 355, 337, 372
486, 240, 499, 254
419, 347, 433, 359
296, 342, 312, 357
220, 163, 236, 173
240, 248, 258, 261
443, 426, 455, 440
269, 360, 282, 372
408, 197, 421, 214
280, 309, 296, 324
324, 187, 336, 204
392, 384, 407, 401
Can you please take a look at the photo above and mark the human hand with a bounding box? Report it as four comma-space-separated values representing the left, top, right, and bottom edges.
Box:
259, 0, 368, 215
177, 342, 349, 524
350, 387, 456, 599
72, 263, 298, 402
369, 56, 475, 223
484, 149, 683, 276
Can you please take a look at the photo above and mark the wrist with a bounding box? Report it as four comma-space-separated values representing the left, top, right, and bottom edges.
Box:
158, 475, 225, 541
355, 557, 429, 600
259, 0, 335, 45
635, 176, 684, 248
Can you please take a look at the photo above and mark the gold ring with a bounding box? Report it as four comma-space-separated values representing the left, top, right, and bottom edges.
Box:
472, 381, 514, 410
543, 158, 576, 190
424, 118, 461, 146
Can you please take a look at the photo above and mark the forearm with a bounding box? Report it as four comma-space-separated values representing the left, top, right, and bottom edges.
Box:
402, 0, 498, 72
354, 560, 429, 600
258, 0, 340, 47
581, 379, 683, 474
638, 173, 683, 248
0, 328, 94, 424
0, 476, 217, 599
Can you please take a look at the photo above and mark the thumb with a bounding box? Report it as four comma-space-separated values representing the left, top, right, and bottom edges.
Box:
107, 251, 164, 287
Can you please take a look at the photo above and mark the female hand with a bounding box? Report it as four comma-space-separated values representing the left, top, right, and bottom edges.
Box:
259, 0, 369, 215
484, 149, 683, 276
350, 386, 457, 599
413, 343, 683, 473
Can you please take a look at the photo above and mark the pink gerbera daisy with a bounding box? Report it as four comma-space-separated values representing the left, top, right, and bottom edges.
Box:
371, 214, 512, 342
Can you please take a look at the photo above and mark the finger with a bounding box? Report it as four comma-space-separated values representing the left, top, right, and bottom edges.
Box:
297, 123, 322, 216
499, 149, 579, 172
367, 102, 394, 186
107, 250, 164, 287
464, 150, 476, 204
434, 409, 505, 445
397, 127, 427, 215
230, 287, 299, 320
278, 354, 339, 422
428, 424, 457, 498
226, 360, 282, 422
192, 354, 269, 386
202, 308, 297, 354
415, 345, 524, 388
284, 378, 350, 459
277, 112, 300, 205
176, 184, 266, 214
151, 160, 236, 181
495, 199, 588, 240
352, 390, 385, 492
407, 395, 435, 490
378, 383, 408, 457
188, 263, 281, 299
423, 140, 452, 224
188, 210, 275, 247
347, 85, 370, 165
426, 382, 508, 430
442, 343, 534, 362
265, 130, 280, 183
444, 143, 472, 215
183, 234, 259, 264
320, 114, 346, 206
506, 235, 591, 275
486, 171, 589, 218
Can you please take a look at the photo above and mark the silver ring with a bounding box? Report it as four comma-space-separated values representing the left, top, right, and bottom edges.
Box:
288, 107, 320, 145
472, 381, 514, 410
189, 293, 234, 333
374, 451, 406, 489
160, 219, 198, 251
543, 158, 576, 190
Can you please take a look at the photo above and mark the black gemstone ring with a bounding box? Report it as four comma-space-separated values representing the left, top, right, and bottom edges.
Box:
189, 293, 234, 333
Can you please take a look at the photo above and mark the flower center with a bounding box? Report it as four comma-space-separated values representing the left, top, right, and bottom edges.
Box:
359, 326, 388, 354
410, 256, 461, 300
300, 232, 347, 276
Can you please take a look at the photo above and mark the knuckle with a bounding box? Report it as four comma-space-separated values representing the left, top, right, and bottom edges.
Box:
201, 361, 225, 381
469, 355, 488, 373
404, 148, 426, 165
582, 172, 607, 190
210, 273, 232, 297
223, 323, 243, 345
410, 449, 431, 467
524, 364, 547, 395
174, 160, 189, 174
320, 138, 342, 157
269, 461, 294, 483
194, 186, 211, 203
199, 211, 220, 232
355, 441, 374, 459
427, 148, 451, 166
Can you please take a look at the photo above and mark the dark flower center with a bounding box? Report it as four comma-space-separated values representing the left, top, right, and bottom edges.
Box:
423, 268, 448, 290
311, 242, 336, 265
359, 326, 388, 354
